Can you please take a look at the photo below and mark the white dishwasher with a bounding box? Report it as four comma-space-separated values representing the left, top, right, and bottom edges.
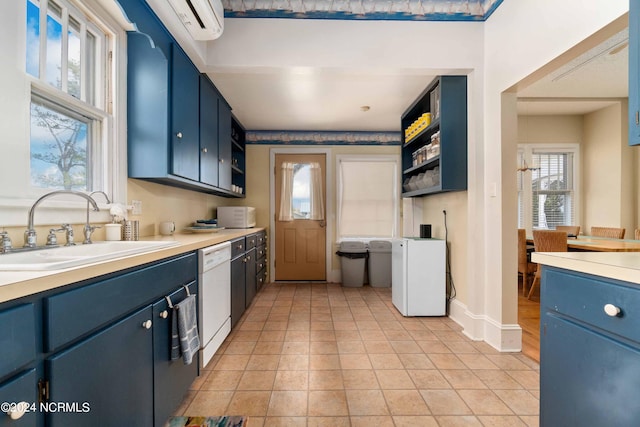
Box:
198, 241, 231, 368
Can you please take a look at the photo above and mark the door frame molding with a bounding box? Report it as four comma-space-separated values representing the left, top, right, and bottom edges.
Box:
270, 148, 333, 283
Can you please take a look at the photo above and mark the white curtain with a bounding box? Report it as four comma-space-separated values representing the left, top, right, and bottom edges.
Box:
278, 162, 295, 221
278, 161, 325, 221
309, 162, 325, 220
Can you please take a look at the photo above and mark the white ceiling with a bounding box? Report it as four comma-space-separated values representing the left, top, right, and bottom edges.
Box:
516, 28, 628, 116
140, 0, 628, 131
211, 68, 437, 131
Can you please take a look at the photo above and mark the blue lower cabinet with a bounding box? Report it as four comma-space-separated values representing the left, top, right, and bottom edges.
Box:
541, 312, 640, 426
540, 267, 640, 427
245, 248, 257, 309
45, 306, 154, 427
152, 284, 198, 427
231, 254, 246, 329
0, 369, 38, 427
0, 304, 36, 382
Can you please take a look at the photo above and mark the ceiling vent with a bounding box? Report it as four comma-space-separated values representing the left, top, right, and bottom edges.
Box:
168, 0, 224, 40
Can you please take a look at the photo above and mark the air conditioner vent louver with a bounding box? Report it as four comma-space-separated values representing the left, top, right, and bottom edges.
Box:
168, 0, 224, 41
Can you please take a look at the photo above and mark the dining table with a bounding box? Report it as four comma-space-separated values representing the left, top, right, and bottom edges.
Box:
526, 235, 640, 252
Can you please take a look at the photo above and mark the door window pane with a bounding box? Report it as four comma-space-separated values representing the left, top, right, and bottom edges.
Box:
292, 163, 311, 219
30, 98, 90, 191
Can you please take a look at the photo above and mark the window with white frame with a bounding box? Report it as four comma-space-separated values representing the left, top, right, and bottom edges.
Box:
26, 0, 113, 194
337, 155, 400, 240
518, 145, 579, 232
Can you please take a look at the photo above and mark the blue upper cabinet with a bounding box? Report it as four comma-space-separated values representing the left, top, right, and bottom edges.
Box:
119, 0, 243, 196
218, 100, 233, 191
630, 0, 640, 145
200, 75, 220, 187
170, 44, 200, 181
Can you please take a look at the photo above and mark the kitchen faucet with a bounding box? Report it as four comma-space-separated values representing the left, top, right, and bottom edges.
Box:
24, 190, 100, 248
84, 191, 111, 244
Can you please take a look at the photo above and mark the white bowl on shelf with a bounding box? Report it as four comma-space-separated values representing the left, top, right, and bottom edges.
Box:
408, 175, 421, 191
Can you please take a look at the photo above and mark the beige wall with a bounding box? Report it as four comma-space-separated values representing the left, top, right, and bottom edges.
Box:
243, 144, 401, 281
419, 191, 468, 304
126, 179, 232, 237
518, 108, 638, 238
518, 115, 583, 144
582, 101, 636, 235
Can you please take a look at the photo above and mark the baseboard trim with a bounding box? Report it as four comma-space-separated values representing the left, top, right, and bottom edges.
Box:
448, 299, 522, 352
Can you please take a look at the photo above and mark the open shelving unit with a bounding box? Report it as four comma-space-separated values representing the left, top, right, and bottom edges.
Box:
231, 115, 246, 196
401, 76, 468, 197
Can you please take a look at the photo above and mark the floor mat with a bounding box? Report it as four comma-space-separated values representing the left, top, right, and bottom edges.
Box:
166, 416, 247, 427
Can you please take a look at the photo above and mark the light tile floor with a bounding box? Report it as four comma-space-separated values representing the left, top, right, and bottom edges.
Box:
174, 283, 540, 427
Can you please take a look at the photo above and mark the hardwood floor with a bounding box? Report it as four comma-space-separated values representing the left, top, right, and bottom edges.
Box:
518, 280, 540, 363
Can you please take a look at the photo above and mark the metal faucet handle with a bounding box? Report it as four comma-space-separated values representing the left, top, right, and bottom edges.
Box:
46, 228, 65, 246
83, 224, 101, 245
0, 232, 12, 253
61, 224, 75, 246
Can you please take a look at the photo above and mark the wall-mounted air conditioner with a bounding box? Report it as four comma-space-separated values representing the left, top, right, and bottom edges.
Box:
168, 0, 224, 41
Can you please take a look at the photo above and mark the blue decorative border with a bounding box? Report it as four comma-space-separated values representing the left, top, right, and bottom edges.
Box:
223, 0, 503, 21
225, 10, 484, 21
246, 131, 401, 145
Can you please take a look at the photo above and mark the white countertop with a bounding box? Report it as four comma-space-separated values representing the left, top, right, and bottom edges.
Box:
532, 251, 640, 285
0, 228, 264, 303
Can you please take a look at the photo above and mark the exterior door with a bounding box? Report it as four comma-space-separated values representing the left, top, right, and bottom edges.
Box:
275, 154, 326, 281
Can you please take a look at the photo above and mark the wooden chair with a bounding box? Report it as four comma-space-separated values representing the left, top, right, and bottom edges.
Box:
635, 228, 640, 240
590, 226, 625, 239
556, 225, 580, 236
518, 229, 537, 296
528, 230, 568, 300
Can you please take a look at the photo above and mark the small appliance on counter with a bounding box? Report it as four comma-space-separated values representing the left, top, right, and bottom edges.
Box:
216, 206, 256, 228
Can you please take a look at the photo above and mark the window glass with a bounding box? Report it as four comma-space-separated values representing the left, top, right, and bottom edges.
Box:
292, 164, 311, 219
26, 0, 40, 78
46, 1, 63, 89
30, 97, 90, 191
67, 16, 81, 98
24, 0, 110, 194
518, 146, 578, 232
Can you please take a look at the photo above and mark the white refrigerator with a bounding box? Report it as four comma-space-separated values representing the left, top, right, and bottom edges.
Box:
392, 238, 446, 316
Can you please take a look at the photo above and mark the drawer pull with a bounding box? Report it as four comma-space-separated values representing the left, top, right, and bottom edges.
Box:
604, 304, 621, 317
6, 402, 29, 420
159, 310, 169, 319
142, 320, 153, 329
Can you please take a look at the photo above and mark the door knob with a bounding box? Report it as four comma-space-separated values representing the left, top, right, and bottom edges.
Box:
202, 147, 208, 154
142, 320, 152, 329
159, 310, 169, 319
176, 132, 183, 139
319, 220, 326, 228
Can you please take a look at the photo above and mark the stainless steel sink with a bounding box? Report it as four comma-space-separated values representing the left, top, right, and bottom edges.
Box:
0, 240, 180, 271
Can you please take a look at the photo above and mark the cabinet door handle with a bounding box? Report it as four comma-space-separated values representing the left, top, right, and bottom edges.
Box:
604, 304, 621, 317
220, 158, 225, 163
6, 402, 29, 420
159, 310, 169, 319
176, 132, 183, 139
246, 255, 251, 261
202, 147, 208, 154
142, 320, 153, 329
